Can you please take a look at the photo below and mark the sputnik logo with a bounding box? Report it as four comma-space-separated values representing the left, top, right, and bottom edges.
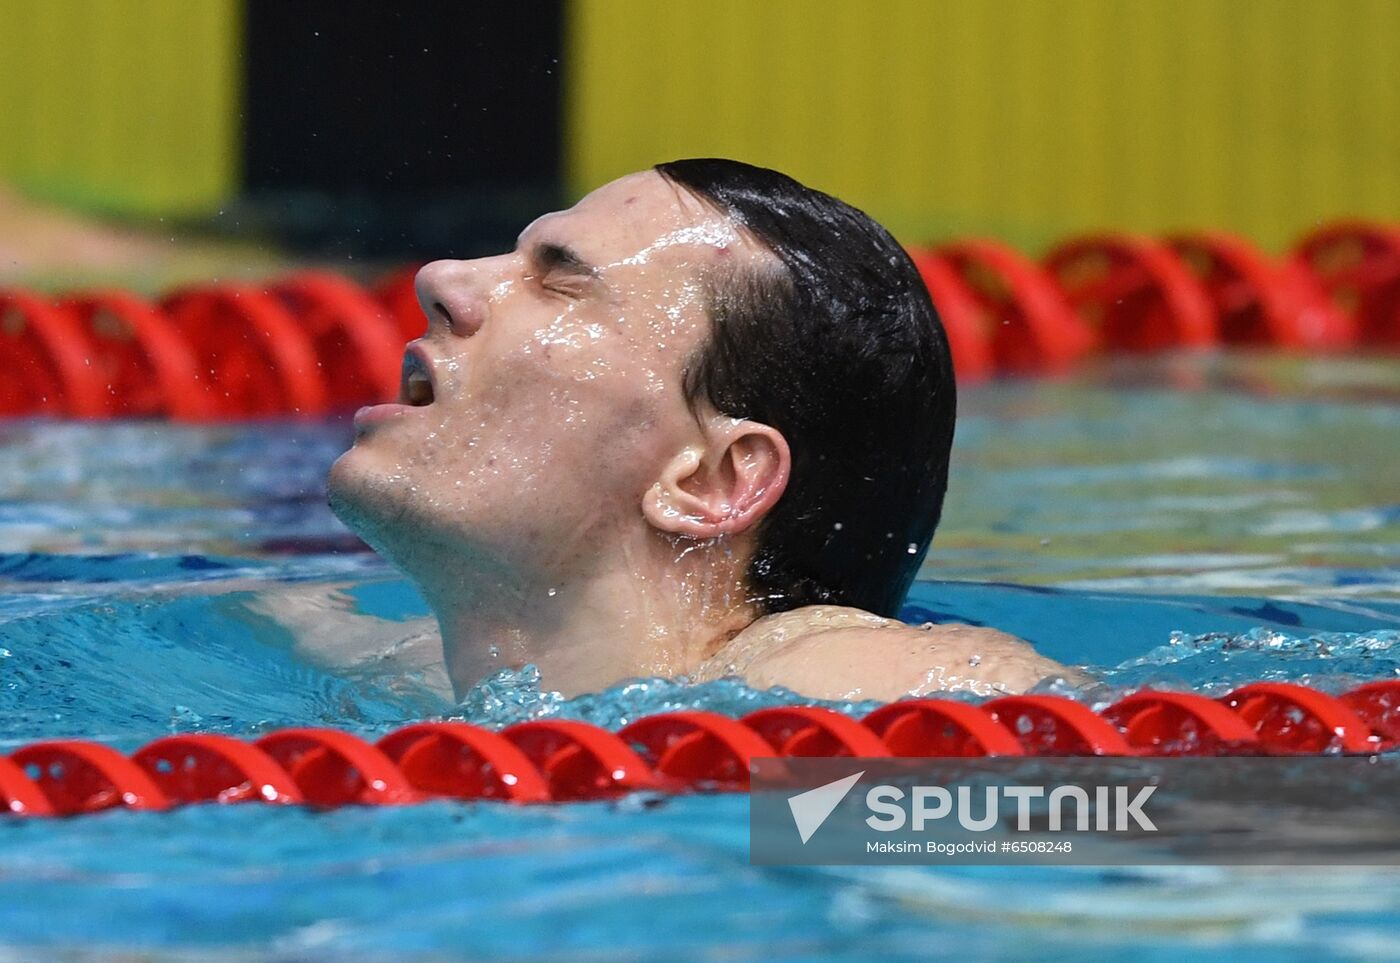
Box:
787, 771, 864, 844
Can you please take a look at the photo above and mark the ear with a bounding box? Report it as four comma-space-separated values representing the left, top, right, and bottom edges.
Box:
642, 418, 791, 538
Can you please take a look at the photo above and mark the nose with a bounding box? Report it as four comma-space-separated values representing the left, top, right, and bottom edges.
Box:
414, 259, 488, 338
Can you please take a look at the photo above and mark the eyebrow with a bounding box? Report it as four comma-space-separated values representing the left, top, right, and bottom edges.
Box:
527, 240, 599, 280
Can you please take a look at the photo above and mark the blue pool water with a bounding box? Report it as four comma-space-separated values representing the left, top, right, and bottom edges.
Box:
2, 353, 1399, 960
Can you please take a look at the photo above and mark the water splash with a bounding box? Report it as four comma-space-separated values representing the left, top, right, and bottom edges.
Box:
1098, 626, 1400, 695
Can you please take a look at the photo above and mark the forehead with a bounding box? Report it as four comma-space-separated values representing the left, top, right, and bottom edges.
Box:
523, 171, 763, 276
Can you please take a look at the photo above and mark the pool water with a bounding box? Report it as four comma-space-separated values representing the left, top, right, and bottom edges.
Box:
2, 352, 1399, 960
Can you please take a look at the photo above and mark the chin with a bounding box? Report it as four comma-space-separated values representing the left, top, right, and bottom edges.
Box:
326, 449, 405, 558
327, 448, 469, 579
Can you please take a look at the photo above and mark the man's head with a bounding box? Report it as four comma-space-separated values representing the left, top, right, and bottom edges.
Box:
328, 159, 954, 619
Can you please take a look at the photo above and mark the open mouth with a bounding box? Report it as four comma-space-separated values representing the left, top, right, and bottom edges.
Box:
399, 348, 436, 407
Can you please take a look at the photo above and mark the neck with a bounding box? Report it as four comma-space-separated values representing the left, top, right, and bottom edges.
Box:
412, 533, 757, 700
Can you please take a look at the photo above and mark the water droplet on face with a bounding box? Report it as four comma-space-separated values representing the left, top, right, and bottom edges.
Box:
968, 654, 982, 667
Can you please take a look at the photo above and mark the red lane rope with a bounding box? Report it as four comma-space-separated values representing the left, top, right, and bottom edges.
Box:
907, 249, 997, 382
744, 706, 892, 758
5, 681, 1397, 817
1102, 690, 1260, 756
863, 699, 1026, 757
1290, 222, 1400, 349
270, 273, 402, 408
3, 218, 1398, 420
928, 239, 1095, 374
377, 722, 551, 802
254, 728, 420, 807
618, 711, 773, 791
983, 695, 1133, 756
62, 291, 215, 420
0, 290, 108, 418
1169, 232, 1356, 349
133, 734, 303, 805
1219, 682, 1379, 754
0, 755, 54, 816
1044, 234, 1218, 351
10, 740, 169, 815
1339, 681, 1400, 749
502, 720, 663, 800
161, 285, 328, 418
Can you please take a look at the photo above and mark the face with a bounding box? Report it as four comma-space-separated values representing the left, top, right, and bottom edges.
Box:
328, 171, 762, 580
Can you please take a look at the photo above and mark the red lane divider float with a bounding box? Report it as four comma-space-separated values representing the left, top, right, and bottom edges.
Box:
254, 728, 420, 807
270, 273, 402, 409
1291, 221, 1400, 349
63, 291, 215, 420
618, 710, 773, 790
922, 240, 1095, 374
1102, 691, 1260, 756
377, 722, 550, 802
161, 285, 328, 418
5, 217, 1400, 420
133, 734, 303, 806
907, 250, 997, 382
1340, 681, 1400, 748
983, 695, 1132, 756
1218, 682, 1379, 754
0, 755, 54, 816
1044, 234, 1217, 351
6, 680, 1398, 818
744, 706, 892, 757
9, 740, 168, 815
863, 699, 1025, 756
1169, 232, 1355, 349
502, 720, 662, 800
0, 290, 108, 418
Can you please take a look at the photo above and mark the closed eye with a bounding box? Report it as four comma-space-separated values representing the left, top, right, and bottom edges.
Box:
541, 274, 589, 299
527, 241, 599, 295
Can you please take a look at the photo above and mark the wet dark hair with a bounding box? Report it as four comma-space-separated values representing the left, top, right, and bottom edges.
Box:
654, 158, 956, 618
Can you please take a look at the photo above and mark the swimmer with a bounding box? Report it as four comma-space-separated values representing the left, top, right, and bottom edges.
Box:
327, 159, 1072, 701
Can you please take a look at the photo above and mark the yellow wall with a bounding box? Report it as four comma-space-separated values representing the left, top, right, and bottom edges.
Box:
0, 0, 240, 215
567, 0, 1400, 252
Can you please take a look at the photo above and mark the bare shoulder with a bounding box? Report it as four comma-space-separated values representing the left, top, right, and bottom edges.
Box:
699, 605, 1077, 702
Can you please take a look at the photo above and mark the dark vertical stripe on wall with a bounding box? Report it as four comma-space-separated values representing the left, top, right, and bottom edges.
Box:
240, 0, 564, 257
